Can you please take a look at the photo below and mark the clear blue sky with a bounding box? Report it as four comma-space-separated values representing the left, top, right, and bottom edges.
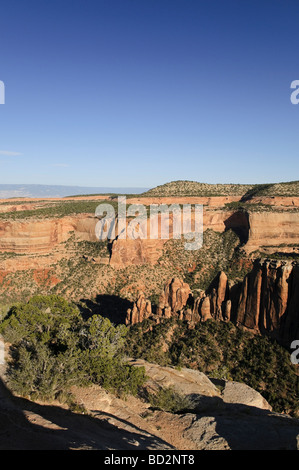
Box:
0, 0, 299, 188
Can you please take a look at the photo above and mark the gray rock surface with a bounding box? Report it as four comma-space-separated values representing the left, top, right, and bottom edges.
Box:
182, 408, 299, 450
128, 358, 223, 411
222, 380, 272, 411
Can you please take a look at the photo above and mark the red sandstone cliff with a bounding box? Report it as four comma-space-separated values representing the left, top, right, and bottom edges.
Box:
1, 199, 299, 267
109, 208, 299, 267
0, 216, 98, 254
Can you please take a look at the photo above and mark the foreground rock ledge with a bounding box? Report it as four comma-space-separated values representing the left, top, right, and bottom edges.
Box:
0, 360, 298, 450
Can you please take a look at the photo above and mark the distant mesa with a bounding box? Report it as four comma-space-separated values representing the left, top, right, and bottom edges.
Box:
1, 179, 299, 199
0, 184, 149, 199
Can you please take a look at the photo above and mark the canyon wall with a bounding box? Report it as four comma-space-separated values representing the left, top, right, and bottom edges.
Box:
110, 209, 299, 267
0, 216, 98, 254
244, 211, 299, 254
1, 202, 299, 266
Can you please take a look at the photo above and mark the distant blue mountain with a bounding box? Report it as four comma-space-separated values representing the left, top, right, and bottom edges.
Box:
0, 184, 149, 198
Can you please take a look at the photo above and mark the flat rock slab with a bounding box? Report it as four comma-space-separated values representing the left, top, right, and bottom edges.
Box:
129, 358, 223, 411
182, 409, 299, 450
222, 380, 272, 411
129, 359, 220, 396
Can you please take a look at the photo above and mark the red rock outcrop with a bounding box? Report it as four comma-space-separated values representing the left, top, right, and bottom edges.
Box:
195, 296, 212, 322
126, 292, 152, 325
125, 196, 240, 207
126, 274, 230, 327
235, 259, 299, 345
157, 277, 192, 315
125, 261, 299, 347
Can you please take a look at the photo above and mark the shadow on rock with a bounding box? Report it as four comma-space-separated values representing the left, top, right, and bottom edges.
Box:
0, 376, 172, 450
183, 395, 299, 450
78, 295, 133, 324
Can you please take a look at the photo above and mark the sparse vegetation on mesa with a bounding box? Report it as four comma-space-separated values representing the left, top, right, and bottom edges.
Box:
143, 180, 254, 197
241, 180, 299, 199
0, 199, 115, 220
143, 179, 299, 198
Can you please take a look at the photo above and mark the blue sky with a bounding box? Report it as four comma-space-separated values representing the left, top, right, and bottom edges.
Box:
0, 0, 299, 188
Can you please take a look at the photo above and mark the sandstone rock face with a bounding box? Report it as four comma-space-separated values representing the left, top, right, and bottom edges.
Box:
108, 208, 237, 267
0, 219, 71, 253
195, 296, 212, 322
244, 211, 299, 254
109, 208, 299, 267
109, 238, 166, 267
125, 196, 241, 207
108, 196, 299, 267
0, 216, 98, 254
249, 196, 299, 207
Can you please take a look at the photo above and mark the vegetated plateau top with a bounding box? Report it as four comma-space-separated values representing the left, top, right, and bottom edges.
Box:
142, 180, 299, 198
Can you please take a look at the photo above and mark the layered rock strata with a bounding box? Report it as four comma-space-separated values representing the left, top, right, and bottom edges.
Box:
1, 205, 299, 265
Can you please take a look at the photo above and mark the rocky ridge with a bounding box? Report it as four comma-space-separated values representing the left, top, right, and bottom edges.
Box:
125, 259, 299, 347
